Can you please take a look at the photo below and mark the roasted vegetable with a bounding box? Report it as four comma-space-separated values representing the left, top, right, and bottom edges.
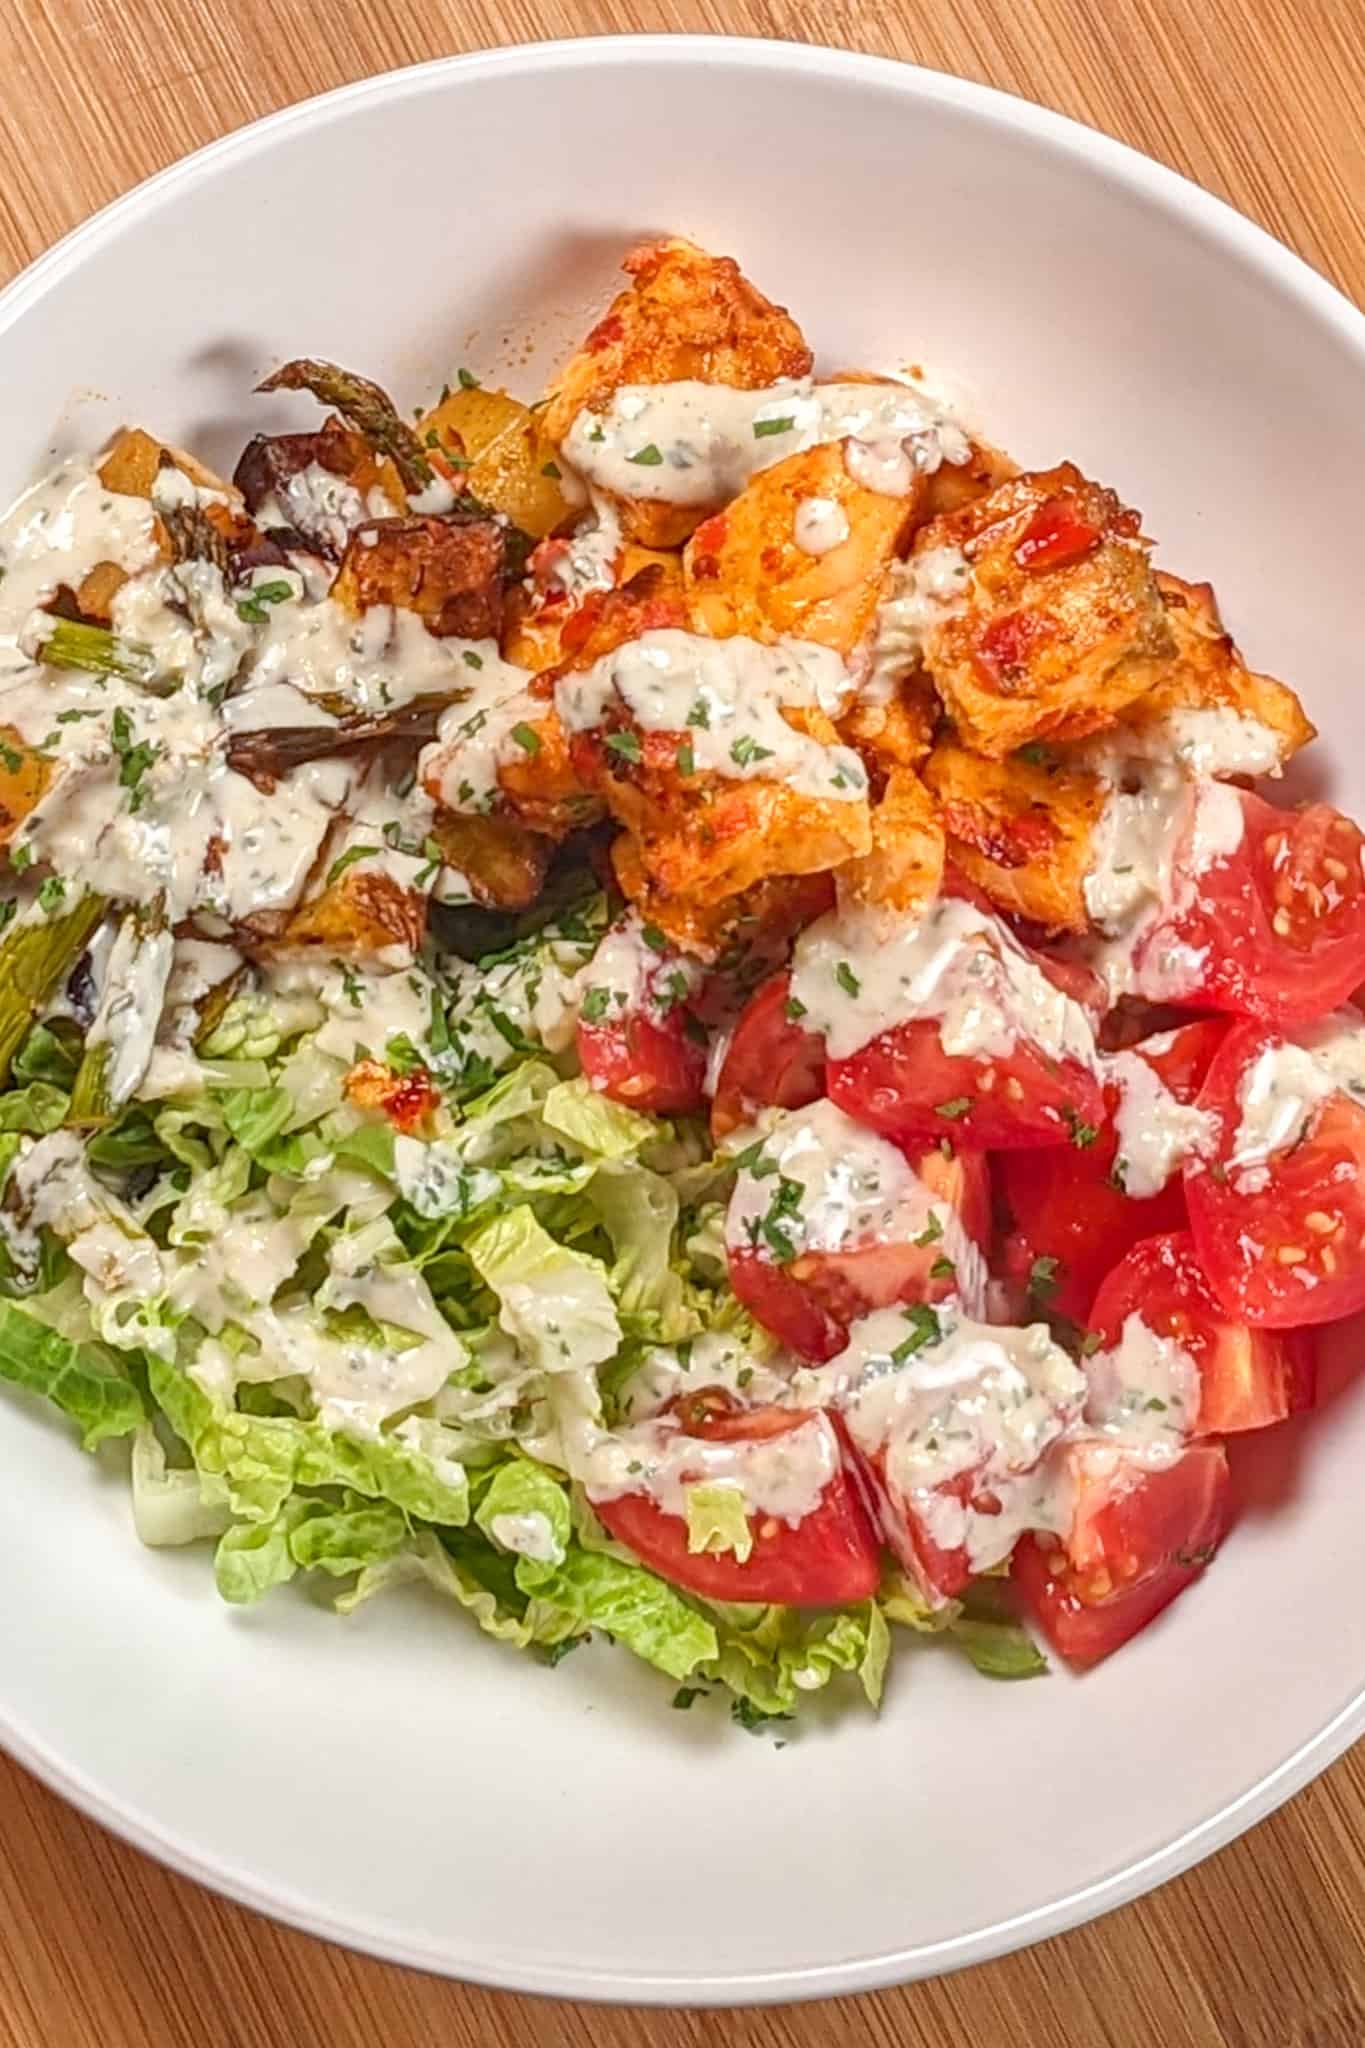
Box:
97, 427, 237, 503
233, 420, 406, 559
0, 728, 54, 848
417, 385, 574, 540
247, 865, 426, 960
683, 440, 921, 656
923, 738, 1107, 932
913, 462, 1174, 757
257, 358, 433, 495
331, 513, 504, 641
0, 895, 106, 1085
835, 767, 945, 917
429, 806, 554, 911
38, 618, 158, 685
227, 694, 460, 784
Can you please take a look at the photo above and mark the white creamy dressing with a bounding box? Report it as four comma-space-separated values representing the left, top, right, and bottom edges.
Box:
580, 1405, 842, 1525
614, 1330, 790, 1423
559, 376, 971, 507
793, 496, 851, 557
544, 491, 623, 601
1229, 1010, 1365, 1180
418, 650, 540, 814
575, 914, 701, 1023
487, 1510, 562, 1564
724, 1098, 988, 1313
262, 957, 433, 1065
866, 543, 972, 701
556, 627, 867, 803
1105, 1048, 1215, 1198
251, 598, 482, 712
0, 462, 159, 674
1122, 706, 1286, 780
804, 1306, 1086, 1572
1083, 1312, 1199, 1454
790, 891, 1097, 1065
1082, 770, 1246, 1003
83, 912, 175, 1106
267, 462, 369, 554
0, 1128, 108, 1281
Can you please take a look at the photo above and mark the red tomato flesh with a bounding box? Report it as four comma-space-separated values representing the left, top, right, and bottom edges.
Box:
710, 973, 825, 1139
1140, 791, 1365, 1027
590, 1402, 881, 1606
1011, 1442, 1231, 1665
1185, 1019, 1365, 1329
829, 1014, 1105, 1152
1089, 1230, 1316, 1433
576, 928, 709, 1117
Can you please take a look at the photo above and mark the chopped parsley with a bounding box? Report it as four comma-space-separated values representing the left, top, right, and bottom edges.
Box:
935, 1096, 974, 1121
10, 844, 32, 873
675, 739, 695, 776
1027, 1254, 1061, 1304
511, 722, 541, 755
929, 1255, 956, 1281
730, 734, 774, 768
752, 415, 796, 439
540, 460, 562, 480
109, 705, 160, 812
457, 367, 481, 389
784, 994, 808, 1023
580, 987, 611, 1023
890, 1303, 942, 1364
37, 875, 66, 914
640, 924, 668, 953
0, 740, 22, 774
672, 1687, 709, 1710
462, 649, 484, 670
733, 1140, 778, 1178
326, 844, 382, 886
234, 577, 294, 624
1062, 1104, 1100, 1148
627, 444, 664, 467
834, 961, 861, 998
913, 1213, 944, 1247
686, 698, 711, 730
605, 730, 642, 764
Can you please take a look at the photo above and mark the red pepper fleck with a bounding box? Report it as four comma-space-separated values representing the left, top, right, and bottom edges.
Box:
1013, 498, 1102, 572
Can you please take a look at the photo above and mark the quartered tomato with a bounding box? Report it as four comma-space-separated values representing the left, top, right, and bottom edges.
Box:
729, 1143, 991, 1362
828, 1015, 1104, 1152
1011, 1441, 1232, 1665
590, 1399, 881, 1606
1089, 1230, 1316, 1433
709, 972, 825, 1139
995, 1020, 1223, 1322
1139, 790, 1365, 1027
1184, 1017, 1365, 1329
576, 929, 709, 1117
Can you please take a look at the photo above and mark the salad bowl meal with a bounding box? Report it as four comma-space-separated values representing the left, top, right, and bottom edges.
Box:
3, 35, 1365, 2005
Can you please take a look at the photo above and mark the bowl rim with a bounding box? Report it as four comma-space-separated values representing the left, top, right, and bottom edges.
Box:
3, 31, 1365, 2007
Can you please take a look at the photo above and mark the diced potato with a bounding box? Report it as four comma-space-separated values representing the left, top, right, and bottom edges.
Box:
74, 560, 132, 622
923, 738, 1107, 932
542, 238, 813, 549
920, 435, 1018, 521
416, 386, 573, 540
683, 442, 921, 655
429, 806, 553, 910
1117, 572, 1316, 770
836, 768, 944, 917
332, 514, 503, 640
916, 462, 1174, 757
502, 542, 682, 674
98, 427, 240, 503
0, 728, 51, 848
264, 866, 426, 958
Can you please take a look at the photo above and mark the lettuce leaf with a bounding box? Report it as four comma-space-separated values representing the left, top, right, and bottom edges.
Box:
0, 1299, 144, 1449
701, 1600, 891, 1713
541, 1077, 658, 1159
517, 1545, 717, 1682
474, 1454, 571, 1567
685, 1482, 753, 1563
130, 1424, 233, 1547
466, 1206, 619, 1376
0, 1081, 71, 1133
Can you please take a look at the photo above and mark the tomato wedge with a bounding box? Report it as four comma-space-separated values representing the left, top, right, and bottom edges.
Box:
1011, 1442, 1232, 1665
728, 1134, 990, 1362
1089, 1230, 1316, 1433
590, 1402, 881, 1606
828, 1014, 1104, 1152
1139, 790, 1365, 1026
1185, 1016, 1365, 1328
576, 923, 709, 1116
995, 1021, 1221, 1321
710, 973, 825, 1139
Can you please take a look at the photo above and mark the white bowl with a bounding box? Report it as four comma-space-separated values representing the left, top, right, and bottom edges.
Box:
3, 34, 1365, 2007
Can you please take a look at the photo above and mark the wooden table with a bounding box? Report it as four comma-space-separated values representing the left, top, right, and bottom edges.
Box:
1, 2, 1363, 2041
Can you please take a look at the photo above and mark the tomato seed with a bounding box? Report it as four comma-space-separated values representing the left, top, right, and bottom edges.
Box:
759, 1518, 779, 1541
1277, 1244, 1307, 1264
1321, 1246, 1338, 1274
1305, 1211, 1338, 1234
1325, 855, 1350, 882
979, 1066, 997, 1092
1272, 908, 1292, 938
1004, 1076, 1024, 1101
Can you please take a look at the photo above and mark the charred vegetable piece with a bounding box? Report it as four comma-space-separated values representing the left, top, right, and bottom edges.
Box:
416, 386, 573, 540
68, 902, 172, 1125
429, 806, 553, 911
232, 421, 405, 562
39, 618, 160, 686
226, 694, 462, 783
332, 514, 504, 641
0, 895, 106, 1086
257, 358, 433, 494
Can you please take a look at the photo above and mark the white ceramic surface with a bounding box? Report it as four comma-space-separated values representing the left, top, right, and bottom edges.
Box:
2, 35, 1364, 2006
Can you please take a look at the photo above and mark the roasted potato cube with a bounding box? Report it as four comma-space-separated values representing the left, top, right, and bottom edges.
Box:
504, 543, 684, 675
429, 806, 553, 910
543, 238, 812, 550
0, 728, 52, 849
73, 560, 132, 622
263, 865, 426, 959
1115, 572, 1315, 772
920, 434, 1018, 521
923, 738, 1107, 932
233, 419, 406, 558
332, 514, 503, 641
836, 768, 944, 918
916, 463, 1174, 757
683, 442, 921, 656
99, 427, 238, 503
416, 386, 573, 541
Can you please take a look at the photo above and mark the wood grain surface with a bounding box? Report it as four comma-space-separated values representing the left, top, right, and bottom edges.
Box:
0, 2, 1363, 2042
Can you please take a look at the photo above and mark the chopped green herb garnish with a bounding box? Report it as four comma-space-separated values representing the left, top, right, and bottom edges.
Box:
675, 739, 695, 776
457, 367, 481, 389
730, 734, 774, 768
935, 1096, 974, 1120
640, 924, 668, 953
511, 723, 541, 755
784, 994, 808, 1024
752, 415, 796, 439
1062, 1104, 1100, 1148
913, 1213, 944, 1247
326, 844, 382, 886
890, 1303, 942, 1363
1027, 1254, 1061, 1303
605, 730, 642, 764
834, 961, 860, 998
627, 444, 664, 467
462, 649, 484, 670
540, 460, 562, 480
